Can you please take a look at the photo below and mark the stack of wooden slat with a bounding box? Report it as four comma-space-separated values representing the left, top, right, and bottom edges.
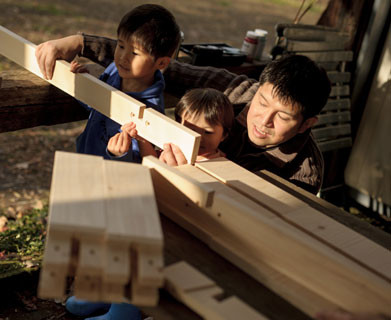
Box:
142, 156, 391, 318
39, 151, 164, 306
273, 23, 353, 152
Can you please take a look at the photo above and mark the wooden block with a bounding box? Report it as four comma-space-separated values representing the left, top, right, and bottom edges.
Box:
102, 243, 131, 284
48, 151, 107, 238
38, 266, 68, 299
104, 160, 162, 246
164, 261, 268, 320
0, 26, 201, 164
142, 156, 214, 208
134, 108, 201, 164
135, 244, 164, 287
130, 280, 159, 306
41, 234, 72, 271
74, 274, 102, 302
77, 238, 105, 277
100, 282, 126, 303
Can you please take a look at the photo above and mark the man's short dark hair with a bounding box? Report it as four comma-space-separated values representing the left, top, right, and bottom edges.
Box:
175, 88, 234, 136
117, 4, 180, 59
259, 54, 331, 119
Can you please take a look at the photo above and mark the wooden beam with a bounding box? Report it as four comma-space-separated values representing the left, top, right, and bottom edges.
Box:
195, 158, 391, 281
142, 155, 214, 208
164, 261, 268, 320
149, 161, 391, 316
0, 26, 200, 164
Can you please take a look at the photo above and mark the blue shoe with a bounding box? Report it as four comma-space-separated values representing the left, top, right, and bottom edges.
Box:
65, 296, 111, 317
85, 303, 141, 320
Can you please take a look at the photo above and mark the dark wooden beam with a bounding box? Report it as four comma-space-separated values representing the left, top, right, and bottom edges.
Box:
0, 69, 88, 133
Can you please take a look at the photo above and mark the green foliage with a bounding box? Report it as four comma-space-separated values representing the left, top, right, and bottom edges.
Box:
0, 207, 48, 278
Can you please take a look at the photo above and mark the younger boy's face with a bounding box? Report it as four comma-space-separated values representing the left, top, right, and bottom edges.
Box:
114, 35, 159, 82
180, 112, 225, 158
247, 82, 315, 147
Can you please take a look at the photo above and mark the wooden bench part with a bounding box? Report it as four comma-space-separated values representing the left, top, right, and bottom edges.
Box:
0, 26, 201, 164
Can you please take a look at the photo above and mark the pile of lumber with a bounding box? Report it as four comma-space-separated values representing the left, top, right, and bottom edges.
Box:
39, 151, 391, 318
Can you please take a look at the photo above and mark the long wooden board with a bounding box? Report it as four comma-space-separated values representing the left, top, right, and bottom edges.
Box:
195, 158, 391, 281
0, 26, 200, 164
145, 159, 391, 316
164, 261, 268, 320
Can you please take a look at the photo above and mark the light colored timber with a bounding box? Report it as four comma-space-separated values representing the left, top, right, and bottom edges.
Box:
39, 151, 164, 304
195, 158, 391, 282
0, 26, 200, 164
142, 155, 214, 208
164, 261, 269, 320
149, 162, 391, 316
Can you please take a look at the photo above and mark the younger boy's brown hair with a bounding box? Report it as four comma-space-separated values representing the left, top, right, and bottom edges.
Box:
175, 88, 234, 136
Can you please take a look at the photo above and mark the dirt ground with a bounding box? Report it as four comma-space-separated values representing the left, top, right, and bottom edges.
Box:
0, 1, 329, 319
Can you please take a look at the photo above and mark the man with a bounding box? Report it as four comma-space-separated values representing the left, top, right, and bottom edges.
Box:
35, 33, 330, 194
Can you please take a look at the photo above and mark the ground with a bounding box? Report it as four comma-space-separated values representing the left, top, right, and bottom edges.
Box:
0, 1, 367, 319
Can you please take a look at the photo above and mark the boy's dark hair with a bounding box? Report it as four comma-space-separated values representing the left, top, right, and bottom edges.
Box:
259, 54, 331, 119
117, 4, 180, 59
175, 88, 234, 136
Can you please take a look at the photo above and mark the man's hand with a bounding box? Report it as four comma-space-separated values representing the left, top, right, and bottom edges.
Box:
159, 143, 188, 166
107, 130, 132, 157
35, 35, 83, 80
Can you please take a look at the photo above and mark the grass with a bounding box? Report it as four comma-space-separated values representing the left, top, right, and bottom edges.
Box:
0, 207, 48, 278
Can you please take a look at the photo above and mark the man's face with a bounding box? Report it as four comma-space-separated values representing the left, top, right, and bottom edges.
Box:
247, 82, 311, 148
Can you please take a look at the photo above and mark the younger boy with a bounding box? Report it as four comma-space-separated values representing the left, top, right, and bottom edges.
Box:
75, 4, 180, 163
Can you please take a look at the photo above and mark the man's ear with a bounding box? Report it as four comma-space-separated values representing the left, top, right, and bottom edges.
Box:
298, 116, 318, 134
155, 57, 171, 71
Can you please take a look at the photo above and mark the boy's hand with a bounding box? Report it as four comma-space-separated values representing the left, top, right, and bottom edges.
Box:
121, 122, 139, 139
107, 131, 132, 157
159, 143, 188, 166
70, 61, 89, 74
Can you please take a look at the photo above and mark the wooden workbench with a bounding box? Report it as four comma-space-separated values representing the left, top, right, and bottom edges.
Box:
1, 68, 389, 319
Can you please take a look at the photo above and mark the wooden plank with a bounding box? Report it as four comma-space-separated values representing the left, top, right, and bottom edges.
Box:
296, 50, 353, 62
148, 164, 338, 316
150, 163, 391, 316
322, 98, 351, 111
0, 70, 88, 133
164, 261, 268, 320
330, 85, 350, 97
276, 24, 339, 40
316, 111, 351, 126
318, 137, 352, 152
142, 155, 214, 208
104, 160, 162, 245
48, 151, 106, 237
285, 40, 345, 52
0, 26, 201, 164
136, 109, 201, 165
195, 158, 391, 281
327, 71, 351, 84
312, 124, 351, 141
